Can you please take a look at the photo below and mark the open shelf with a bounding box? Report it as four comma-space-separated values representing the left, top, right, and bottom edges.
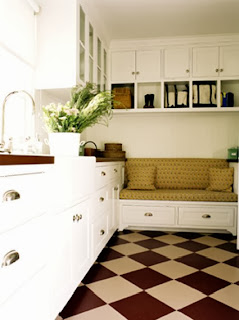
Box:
137, 82, 161, 109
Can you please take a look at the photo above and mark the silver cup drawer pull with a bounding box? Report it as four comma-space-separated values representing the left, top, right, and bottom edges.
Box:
2, 250, 20, 267
202, 214, 211, 219
3, 190, 20, 202
144, 212, 153, 217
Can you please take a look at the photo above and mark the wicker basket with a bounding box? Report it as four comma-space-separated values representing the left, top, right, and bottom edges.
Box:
113, 87, 131, 109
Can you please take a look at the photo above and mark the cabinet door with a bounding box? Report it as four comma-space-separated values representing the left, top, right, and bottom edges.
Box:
111, 51, 135, 82
192, 47, 219, 77
220, 45, 239, 77
71, 200, 90, 286
164, 47, 190, 78
136, 50, 161, 82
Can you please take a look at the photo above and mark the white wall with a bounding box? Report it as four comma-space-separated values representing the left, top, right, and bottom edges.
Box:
84, 112, 239, 158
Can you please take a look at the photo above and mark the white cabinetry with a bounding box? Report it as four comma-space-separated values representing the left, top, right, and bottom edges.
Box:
92, 161, 124, 261
192, 45, 239, 78
164, 47, 190, 79
111, 50, 161, 83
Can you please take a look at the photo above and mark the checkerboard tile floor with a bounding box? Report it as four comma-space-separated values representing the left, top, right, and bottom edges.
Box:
59, 230, 239, 320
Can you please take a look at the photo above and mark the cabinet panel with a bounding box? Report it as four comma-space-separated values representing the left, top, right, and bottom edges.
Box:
220, 45, 239, 77
164, 47, 190, 79
192, 47, 219, 77
136, 51, 161, 82
111, 51, 135, 83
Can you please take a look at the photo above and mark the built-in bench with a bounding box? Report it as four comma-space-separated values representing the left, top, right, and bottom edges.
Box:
119, 158, 238, 235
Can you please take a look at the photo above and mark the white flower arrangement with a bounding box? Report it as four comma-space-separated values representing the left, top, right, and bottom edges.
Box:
42, 83, 113, 133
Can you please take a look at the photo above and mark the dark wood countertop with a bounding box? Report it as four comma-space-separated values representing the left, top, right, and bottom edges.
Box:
96, 157, 125, 162
0, 154, 54, 165
227, 159, 239, 163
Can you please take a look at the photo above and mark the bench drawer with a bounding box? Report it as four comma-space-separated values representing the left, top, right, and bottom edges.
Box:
178, 206, 236, 228
122, 205, 176, 226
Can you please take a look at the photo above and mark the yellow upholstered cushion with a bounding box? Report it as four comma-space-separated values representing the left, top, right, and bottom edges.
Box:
120, 188, 238, 202
127, 165, 156, 190
207, 168, 234, 192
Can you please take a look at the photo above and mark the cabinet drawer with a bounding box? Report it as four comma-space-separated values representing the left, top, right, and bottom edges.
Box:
122, 206, 176, 226
93, 186, 110, 215
95, 164, 121, 189
92, 213, 108, 259
178, 206, 235, 228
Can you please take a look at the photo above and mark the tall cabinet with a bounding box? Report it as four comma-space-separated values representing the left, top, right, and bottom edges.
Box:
36, 0, 108, 91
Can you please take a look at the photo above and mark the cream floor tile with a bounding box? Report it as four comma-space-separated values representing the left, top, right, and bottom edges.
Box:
231, 239, 237, 244
152, 245, 191, 259
197, 247, 237, 262
210, 284, 239, 311
150, 260, 197, 279
101, 256, 145, 275
194, 236, 226, 247
203, 263, 239, 283
55, 317, 63, 320
66, 305, 127, 320
118, 233, 149, 242
87, 276, 141, 303
111, 243, 147, 255
154, 235, 186, 245
157, 311, 193, 320
147, 280, 205, 310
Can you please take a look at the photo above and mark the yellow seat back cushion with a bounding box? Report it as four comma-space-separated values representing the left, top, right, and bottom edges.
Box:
206, 168, 234, 192
127, 165, 156, 190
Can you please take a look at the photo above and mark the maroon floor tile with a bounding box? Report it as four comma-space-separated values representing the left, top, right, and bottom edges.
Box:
174, 232, 203, 240
82, 264, 116, 284
177, 271, 230, 295
129, 251, 169, 266
59, 286, 105, 318
175, 240, 208, 252
180, 297, 239, 320
117, 230, 134, 235
224, 256, 239, 267
176, 253, 217, 270
106, 236, 129, 247
96, 248, 124, 262
138, 230, 167, 238
122, 267, 171, 289
216, 242, 238, 253
211, 233, 236, 241
110, 292, 174, 320
135, 239, 168, 249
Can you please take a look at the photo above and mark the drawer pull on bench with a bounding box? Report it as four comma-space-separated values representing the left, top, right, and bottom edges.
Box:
144, 212, 153, 217
3, 190, 20, 202
202, 214, 211, 219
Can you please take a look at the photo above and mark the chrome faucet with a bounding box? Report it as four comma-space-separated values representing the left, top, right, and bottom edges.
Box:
0, 90, 36, 153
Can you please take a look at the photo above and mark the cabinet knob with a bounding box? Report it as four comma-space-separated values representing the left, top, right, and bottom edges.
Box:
2, 250, 20, 267
3, 190, 20, 202
73, 215, 76, 221
114, 168, 118, 173
100, 229, 105, 236
114, 187, 119, 191
132, 71, 135, 75
215, 68, 219, 72
202, 214, 211, 219
99, 197, 104, 202
144, 212, 153, 217
101, 171, 106, 176
186, 69, 190, 73
76, 214, 82, 221
136, 71, 140, 75
220, 68, 223, 72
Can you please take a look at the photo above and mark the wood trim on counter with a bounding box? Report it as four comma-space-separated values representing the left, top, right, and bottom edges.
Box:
0, 154, 54, 165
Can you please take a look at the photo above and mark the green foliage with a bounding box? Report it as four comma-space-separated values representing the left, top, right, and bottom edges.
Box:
42, 83, 113, 133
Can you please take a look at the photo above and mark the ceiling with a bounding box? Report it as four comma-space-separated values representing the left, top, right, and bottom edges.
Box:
87, 0, 239, 42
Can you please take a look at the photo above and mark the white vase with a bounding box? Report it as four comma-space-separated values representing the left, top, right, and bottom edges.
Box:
48, 132, 81, 156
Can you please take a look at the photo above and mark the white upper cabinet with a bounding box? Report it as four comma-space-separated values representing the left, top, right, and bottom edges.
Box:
136, 50, 161, 82
111, 50, 161, 83
220, 45, 239, 77
111, 51, 135, 83
192, 45, 239, 78
164, 47, 190, 79
192, 47, 219, 77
